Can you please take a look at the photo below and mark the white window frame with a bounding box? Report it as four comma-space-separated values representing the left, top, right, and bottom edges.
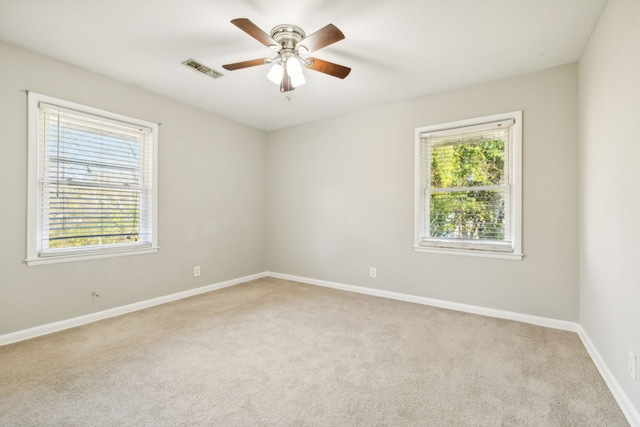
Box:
26, 92, 159, 266
414, 111, 522, 260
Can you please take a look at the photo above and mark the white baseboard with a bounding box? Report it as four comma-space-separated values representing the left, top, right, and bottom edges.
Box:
266, 271, 579, 332
578, 326, 640, 427
0, 271, 267, 346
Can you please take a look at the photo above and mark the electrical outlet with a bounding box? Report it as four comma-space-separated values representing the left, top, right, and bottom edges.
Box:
194, 266, 201, 277
629, 351, 636, 380
370, 267, 377, 278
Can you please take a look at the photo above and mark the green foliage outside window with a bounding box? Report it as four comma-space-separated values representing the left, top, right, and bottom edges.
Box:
47, 187, 140, 249
429, 139, 506, 241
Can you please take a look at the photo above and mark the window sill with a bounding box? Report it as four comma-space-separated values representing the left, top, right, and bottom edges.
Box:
414, 246, 523, 260
26, 247, 159, 266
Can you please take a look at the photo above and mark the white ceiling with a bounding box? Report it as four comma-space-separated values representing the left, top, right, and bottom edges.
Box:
0, 0, 607, 131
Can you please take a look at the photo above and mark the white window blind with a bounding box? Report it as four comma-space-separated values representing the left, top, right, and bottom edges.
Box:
27, 92, 158, 265
414, 112, 522, 259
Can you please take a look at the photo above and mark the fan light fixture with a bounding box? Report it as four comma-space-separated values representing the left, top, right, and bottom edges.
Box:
266, 62, 284, 85
222, 19, 351, 93
286, 57, 306, 86
267, 56, 306, 89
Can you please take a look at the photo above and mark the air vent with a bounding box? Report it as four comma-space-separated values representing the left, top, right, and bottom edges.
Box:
182, 58, 224, 79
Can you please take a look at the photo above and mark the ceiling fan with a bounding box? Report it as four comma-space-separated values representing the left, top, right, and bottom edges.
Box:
222, 18, 351, 93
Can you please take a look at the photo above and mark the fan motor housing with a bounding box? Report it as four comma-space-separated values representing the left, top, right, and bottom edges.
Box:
271, 24, 306, 50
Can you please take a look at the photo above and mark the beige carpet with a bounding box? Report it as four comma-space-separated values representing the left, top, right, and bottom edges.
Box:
0, 277, 629, 426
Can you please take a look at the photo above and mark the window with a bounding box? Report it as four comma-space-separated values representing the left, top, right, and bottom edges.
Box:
27, 92, 158, 266
414, 111, 522, 259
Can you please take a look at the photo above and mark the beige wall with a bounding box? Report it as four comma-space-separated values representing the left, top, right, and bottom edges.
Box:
0, 44, 582, 329
267, 64, 580, 321
0, 41, 268, 335
579, 0, 640, 414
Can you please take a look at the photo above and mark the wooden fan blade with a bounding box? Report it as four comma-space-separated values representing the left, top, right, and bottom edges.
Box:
222, 58, 269, 71
304, 57, 351, 79
297, 24, 344, 53
231, 18, 279, 49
